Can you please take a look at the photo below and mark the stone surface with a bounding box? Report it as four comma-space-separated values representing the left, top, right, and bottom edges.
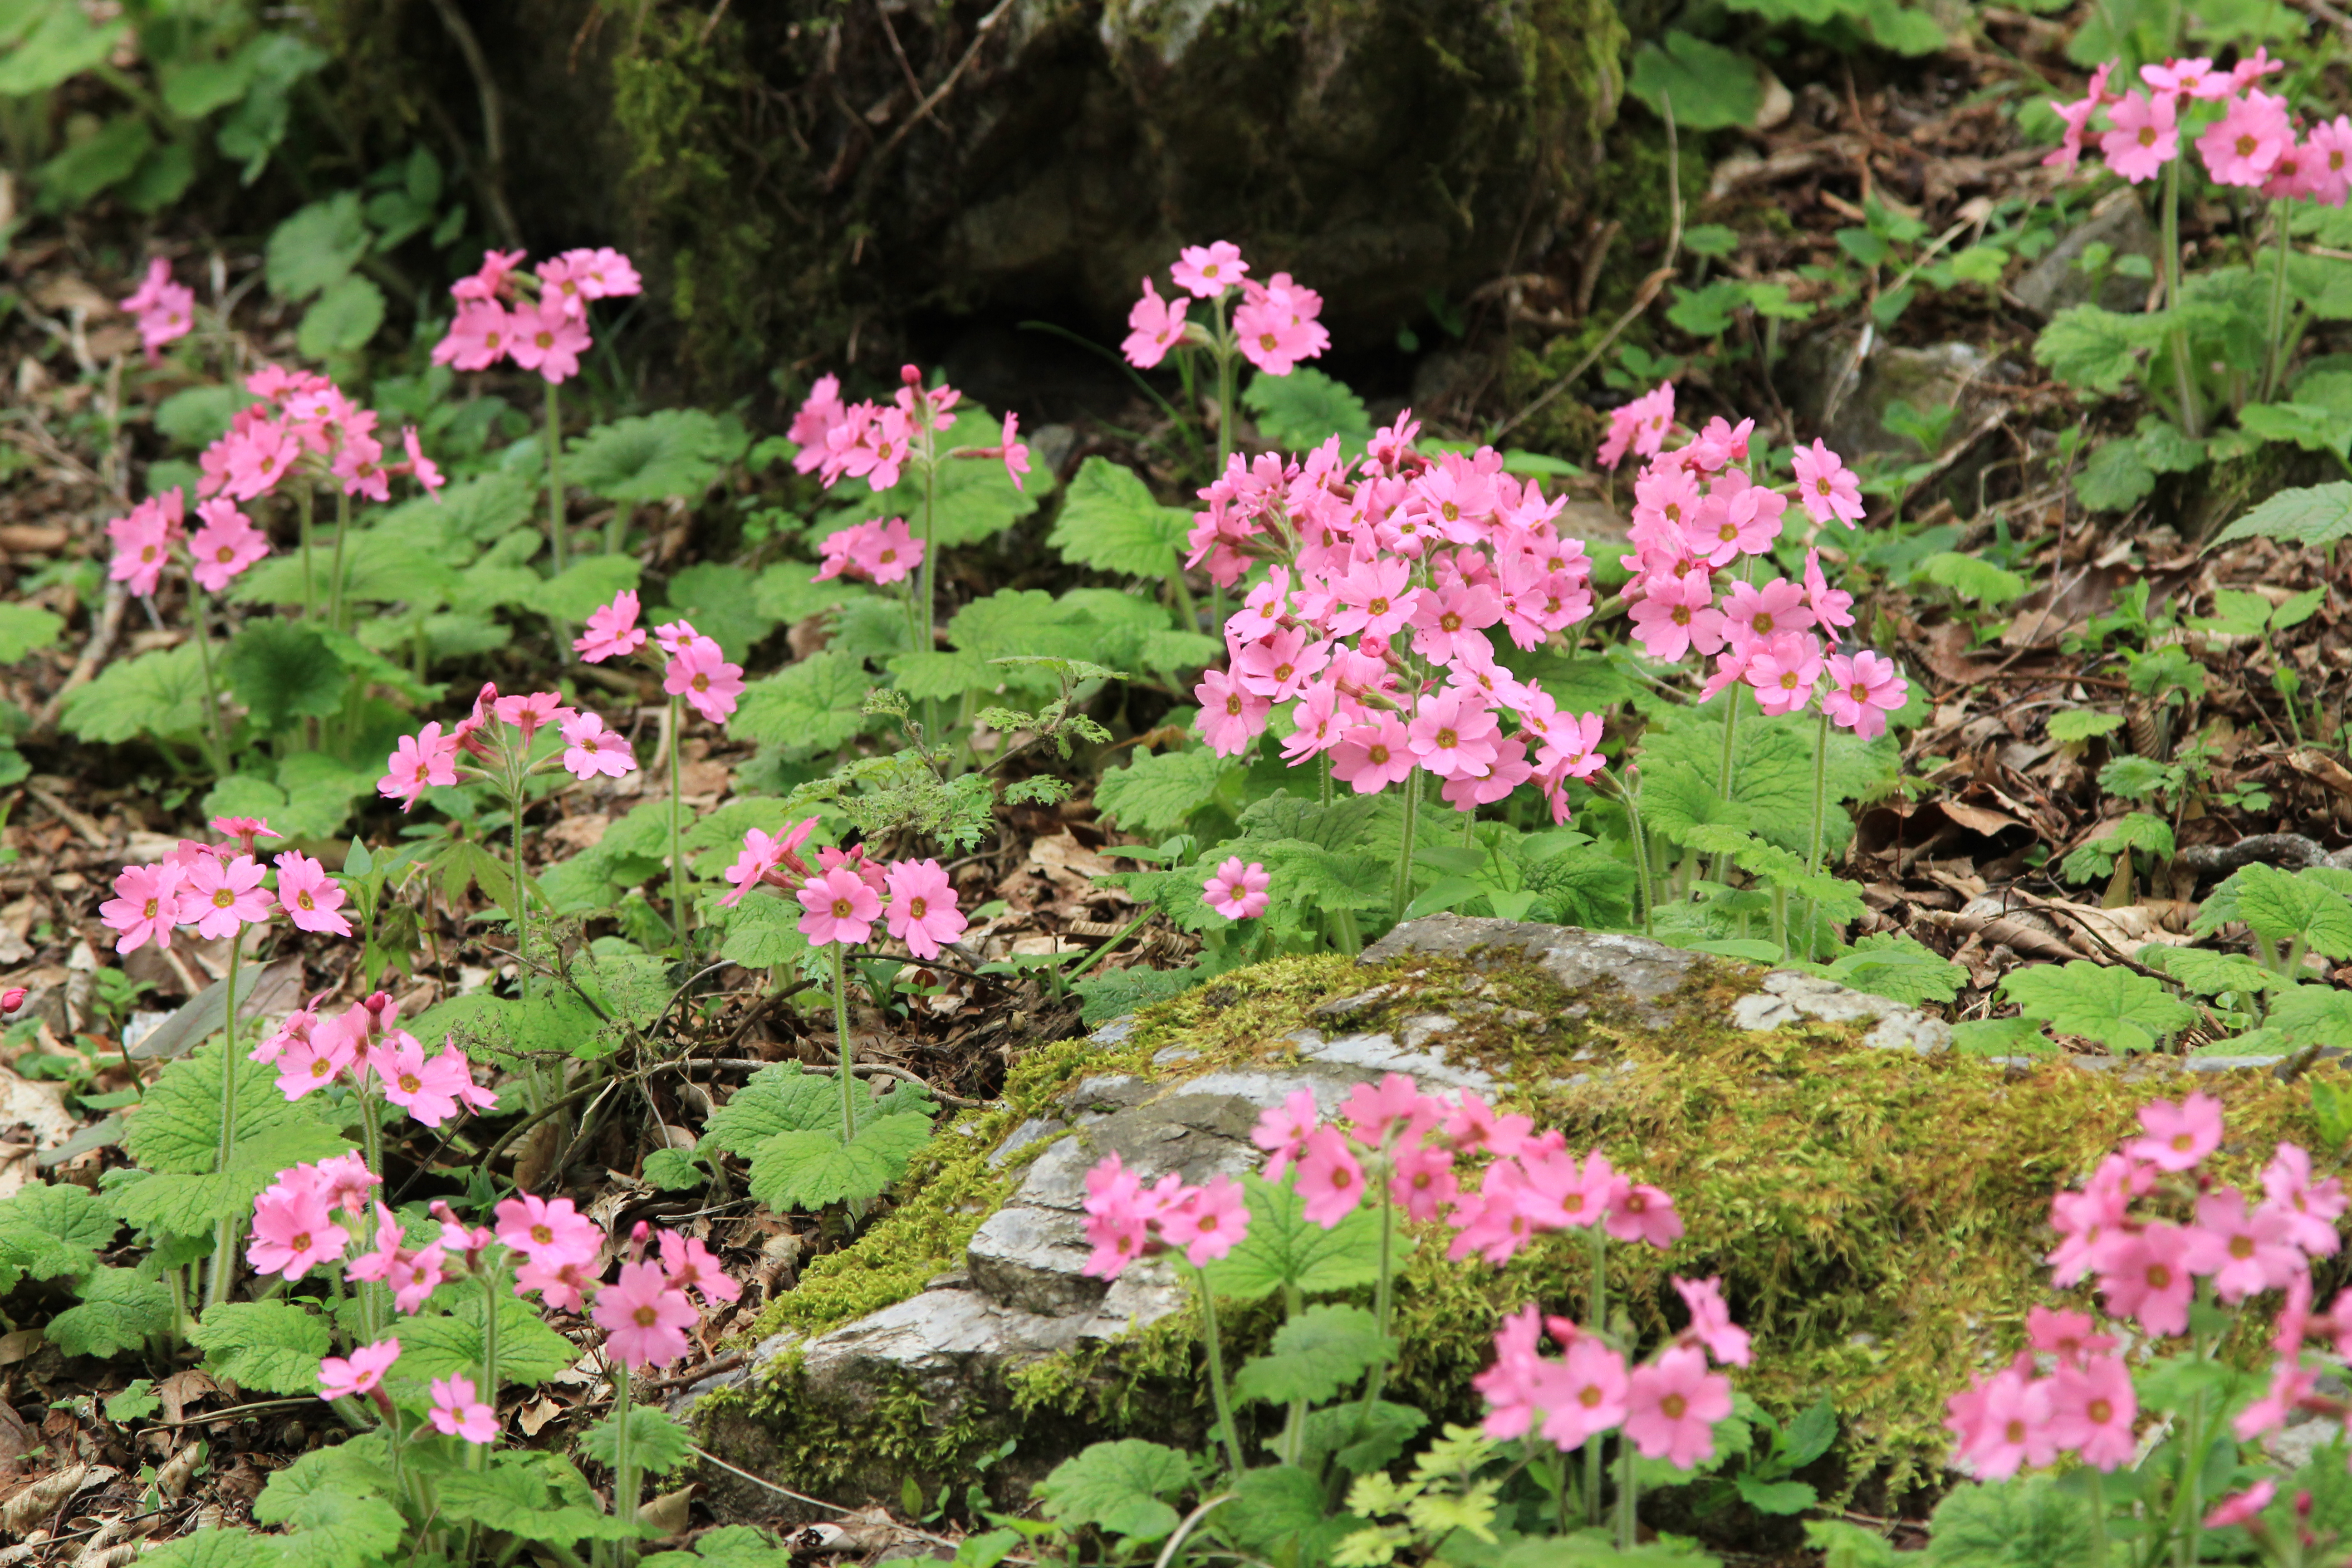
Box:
689, 916, 1955, 1515
2012, 187, 2162, 318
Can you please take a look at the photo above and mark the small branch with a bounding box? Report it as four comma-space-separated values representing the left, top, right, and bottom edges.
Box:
424, 0, 524, 250
867, 0, 1014, 172
29, 582, 129, 740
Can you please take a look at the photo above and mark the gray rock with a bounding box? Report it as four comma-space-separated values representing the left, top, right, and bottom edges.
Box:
966, 1206, 1107, 1316
1729, 971, 1951, 1055
2012, 187, 2162, 318
988, 1117, 1068, 1170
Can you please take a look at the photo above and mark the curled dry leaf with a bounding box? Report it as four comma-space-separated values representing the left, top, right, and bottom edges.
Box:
0, 1465, 115, 1539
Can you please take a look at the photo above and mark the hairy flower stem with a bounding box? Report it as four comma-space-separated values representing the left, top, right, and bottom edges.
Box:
297, 485, 316, 619
1353, 1179, 1398, 1436
667, 695, 688, 961
476, 1261, 501, 1472
188, 585, 230, 777
1392, 772, 1421, 923
358, 1094, 386, 1340
545, 381, 568, 575
511, 777, 531, 1008
612, 1361, 639, 1563
1617, 778, 1656, 937
831, 946, 857, 1146
2162, 158, 2204, 438
1709, 686, 1744, 883
203, 940, 244, 1309
1616, 1433, 1638, 1551
1586, 1226, 1607, 1528
1190, 1264, 1247, 1478
2087, 1470, 2107, 1568
327, 488, 353, 629
2263, 196, 2293, 403
1801, 703, 1832, 958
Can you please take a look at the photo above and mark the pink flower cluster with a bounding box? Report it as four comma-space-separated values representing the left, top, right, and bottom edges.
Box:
1083, 1156, 1252, 1273
250, 989, 495, 1125
430, 247, 641, 385
2046, 52, 2347, 198
1188, 413, 1608, 823
1947, 1093, 2352, 1481
571, 591, 744, 726
377, 681, 639, 811
98, 817, 353, 954
1609, 388, 1909, 740
788, 366, 1029, 495
1122, 241, 1331, 377
816, 517, 924, 586
1475, 1280, 1745, 1467
120, 257, 194, 362
720, 822, 970, 961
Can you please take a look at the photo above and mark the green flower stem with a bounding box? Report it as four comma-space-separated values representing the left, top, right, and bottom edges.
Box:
2264, 196, 2293, 403
667, 695, 689, 961
358, 1092, 386, 1341
2087, 1469, 2107, 1568
1616, 1429, 1638, 1551
831, 946, 857, 1145
1351, 1173, 1399, 1441
612, 1360, 639, 1562
1709, 685, 1744, 882
1617, 775, 1656, 937
203, 938, 244, 1310
1189, 1263, 1247, 1478
297, 484, 316, 620
1586, 1225, 1607, 1529
545, 380, 568, 575
511, 772, 531, 1008
2162, 157, 2204, 439
1801, 702, 1832, 959
1392, 771, 1421, 924
188, 584, 230, 778
327, 487, 353, 630
1167, 553, 1200, 632
476, 1258, 501, 1472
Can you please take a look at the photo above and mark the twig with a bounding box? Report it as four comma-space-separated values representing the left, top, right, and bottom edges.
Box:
632, 1349, 747, 1400
133, 1397, 316, 1435
424, 0, 524, 249
1896, 406, 2011, 513
23, 778, 110, 849
867, 0, 1014, 171
1492, 97, 1683, 443
29, 581, 131, 739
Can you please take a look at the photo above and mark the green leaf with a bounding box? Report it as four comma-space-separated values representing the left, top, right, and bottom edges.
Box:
1921, 1475, 2096, 1568
36, 114, 151, 209
2137, 945, 2278, 998
528, 556, 643, 622
579, 1404, 698, 1476
1035, 1439, 1191, 1543
1914, 552, 2030, 607
224, 620, 347, 734
2196, 862, 2352, 957
138, 1532, 288, 1568
0, 7, 126, 94
1783, 1395, 1838, 1466
394, 1292, 576, 1392
1819, 935, 1965, 1007
436, 1457, 655, 1543
1048, 457, 1192, 580
1243, 368, 1373, 452
747, 1127, 899, 1211
0, 1181, 117, 1286
254, 1433, 391, 1523
2047, 710, 2123, 743
1205, 1173, 1392, 1301
1097, 746, 1238, 838
270, 1488, 406, 1568
1627, 32, 1761, 131
0, 604, 63, 664
707, 1067, 854, 1157
60, 642, 214, 744
730, 652, 875, 759
567, 410, 742, 502
122, 1037, 353, 1179
1736, 1475, 1818, 1515
1300, 1400, 1427, 1478
296, 274, 387, 358
716, 893, 811, 968
106, 1379, 161, 1423
1228, 1463, 1360, 1562
1808, 1521, 1900, 1568
2239, 400, 2352, 456
642, 1147, 706, 1191
191, 1301, 331, 1394
2271, 984, 2352, 1049
266, 192, 370, 302
2035, 304, 2164, 395
49, 1267, 172, 1357
2211, 481, 2352, 551
751, 560, 871, 627
1951, 1016, 2052, 1057
2000, 961, 2198, 1053
1232, 1303, 1388, 1406
660, 561, 775, 664
2075, 439, 2155, 512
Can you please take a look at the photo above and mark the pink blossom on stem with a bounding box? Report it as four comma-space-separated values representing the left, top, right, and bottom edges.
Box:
179, 854, 270, 941
574, 590, 647, 662
2047, 1355, 2137, 1470
1391, 1143, 1459, 1221
559, 711, 637, 780
428, 1375, 499, 1443
248, 1185, 343, 1281
1196, 668, 1273, 756
506, 299, 592, 383
1540, 1338, 1632, 1453
885, 858, 968, 959
275, 851, 353, 936
798, 866, 882, 947
100, 863, 185, 954
1122, 278, 1191, 368
318, 1339, 400, 1401
1156, 1175, 1250, 1266
432, 301, 515, 371
2206, 1481, 2278, 1530
1624, 1346, 1734, 1469
1821, 650, 1906, 739
378, 724, 461, 811
1172, 242, 1248, 298
1672, 1276, 1752, 1366
594, 1259, 699, 1369
496, 1194, 603, 1269
1296, 1126, 1367, 1228
2101, 89, 2179, 182
1791, 439, 1866, 526
188, 499, 269, 593
2128, 1092, 2225, 1171
1251, 1089, 1321, 1182
1599, 383, 1675, 469
665, 641, 745, 724
1628, 569, 1725, 662
1203, 856, 1272, 920
2198, 90, 2293, 186
121, 258, 195, 360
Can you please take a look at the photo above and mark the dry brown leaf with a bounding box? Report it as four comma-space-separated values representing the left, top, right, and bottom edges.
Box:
518, 1395, 564, 1437
155, 1372, 216, 1426
0, 1465, 113, 1539
639, 1484, 696, 1537
154, 1442, 201, 1502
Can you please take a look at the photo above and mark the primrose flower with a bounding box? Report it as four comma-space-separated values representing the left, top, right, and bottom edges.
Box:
659, 1231, 742, 1306
99, 862, 186, 954
121, 257, 195, 360
665, 640, 744, 725
2102, 89, 2179, 182
2128, 1093, 2225, 1172
318, 1339, 400, 1402
798, 865, 882, 947
1791, 439, 1865, 527
574, 590, 647, 662
274, 851, 353, 937
378, 724, 461, 811
1623, 1346, 1733, 1470
1171, 241, 1248, 297
559, 711, 637, 781
248, 1184, 343, 1281
1154, 1175, 1250, 1266
884, 858, 967, 960
2198, 89, 2293, 186
188, 499, 269, 593
496, 1194, 603, 1270
594, 1258, 699, 1369
1202, 857, 1271, 920
1122, 278, 1190, 369
428, 1375, 499, 1444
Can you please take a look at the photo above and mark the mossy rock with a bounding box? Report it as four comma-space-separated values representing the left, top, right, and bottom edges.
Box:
684, 916, 2335, 1524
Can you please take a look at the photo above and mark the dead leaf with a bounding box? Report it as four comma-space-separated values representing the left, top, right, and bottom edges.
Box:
518, 1395, 563, 1437
155, 1371, 216, 1426
154, 1443, 201, 1501
0, 1465, 114, 1539
0, 1403, 30, 1477
640, 1484, 696, 1537
0, 1331, 40, 1369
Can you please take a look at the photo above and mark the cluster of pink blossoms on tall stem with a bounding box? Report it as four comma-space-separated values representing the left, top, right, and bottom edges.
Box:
1185, 408, 1611, 932
1947, 1093, 2352, 1555
721, 818, 969, 1150
120, 256, 195, 361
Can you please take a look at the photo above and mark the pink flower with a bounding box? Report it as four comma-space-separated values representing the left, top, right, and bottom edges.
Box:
2098, 1221, 2220, 1336
593, 1258, 699, 1370
1448, 1160, 1541, 1265
2194, 1188, 2305, 1302
100, 862, 185, 954
2046, 87, 2102, 168
1744, 632, 1824, 717
427, 1374, 499, 1443
718, 819, 818, 908
2198, 90, 2293, 186
884, 858, 968, 960
664, 640, 744, 725
1202, 857, 1271, 920
1405, 689, 1502, 780
2025, 1306, 2113, 1365
1722, 576, 1816, 644
1606, 1183, 1683, 1248
516, 1257, 596, 1313
1520, 1147, 1626, 1231
2141, 56, 2220, 98
343, 1203, 405, 1285
392, 1245, 448, 1313
2206, 1481, 2277, 1530
2263, 1143, 2346, 1257
187, 499, 268, 593
1822, 650, 1906, 740
314, 1152, 379, 1214
274, 1026, 356, 1101
248, 1185, 343, 1281
1296, 1127, 1367, 1228
433, 300, 515, 371
1672, 1277, 1751, 1366
1251, 1089, 1321, 1182
1232, 628, 1330, 703
1627, 568, 1725, 663
106, 493, 181, 598
798, 866, 882, 947
1330, 559, 1420, 640
1623, 1346, 1733, 1469
1953, 1365, 2058, 1480
0, 989, 23, 1016
2129, 1093, 2225, 1172
121, 257, 195, 360
492, 690, 575, 744
212, 815, 281, 857
1408, 583, 1503, 666
1171, 242, 1248, 298
1196, 668, 1273, 756
2101, 89, 2178, 183
506, 299, 592, 383
2308, 116, 2352, 205
1791, 439, 1865, 527
318, 1338, 400, 1401
1444, 1093, 1532, 1160
1599, 383, 1675, 469
1473, 1307, 1550, 1439
658, 1230, 741, 1305
496, 1194, 603, 1269
1233, 272, 1328, 376
1391, 1144, 1459, 1221
1082, 1153, 1152, 1278
1343, 1074, 1437, 1147
2047, 1355, 2136, 1469
451, 247, 526, 302
378, 723, 460, 811
817, 517, 924, 586
1157, 1175, 1250, 1266
179, 854, 270, 941
574, 590, 647, 663
559, 711, 637, 780
1122, 278, 1191, 369
370, 1036, 491, 1127
1540, 1338, 1632, 1453
274, 851, 353, 937
1803, 549, 1855, 634
1330, 713, 1416, 793
565, 246, 642, 299
401, 427, 444, 496
997, 412, 1031, 492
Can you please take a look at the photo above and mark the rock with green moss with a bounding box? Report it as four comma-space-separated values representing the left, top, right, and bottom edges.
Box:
685, 915, 2330, 1523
